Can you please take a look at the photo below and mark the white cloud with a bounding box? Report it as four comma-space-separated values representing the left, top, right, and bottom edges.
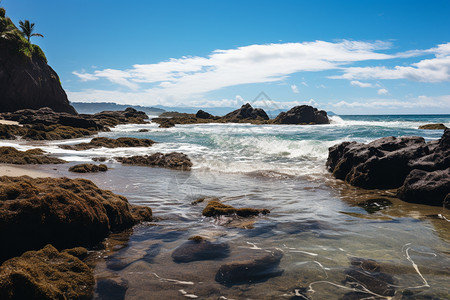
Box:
291, 84, 299, 93
332, 42, 450, 83
72, 40, 395, 102
377, 88, 389, 95
350, 80, 373, 88
301, 81, 308, 86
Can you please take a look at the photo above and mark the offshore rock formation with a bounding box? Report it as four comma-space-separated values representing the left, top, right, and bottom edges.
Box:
60, 137, 155, 150
272, 105, 329, 124
327, 129, 450, 206
0, 13, 76, 114
223, 103, 269, 121
0, 176, 152, 261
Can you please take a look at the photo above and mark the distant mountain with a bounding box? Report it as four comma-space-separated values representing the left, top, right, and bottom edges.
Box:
71, 102, 166, 115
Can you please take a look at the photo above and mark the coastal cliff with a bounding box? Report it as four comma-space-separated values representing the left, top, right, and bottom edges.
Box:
0, 10, 76, 114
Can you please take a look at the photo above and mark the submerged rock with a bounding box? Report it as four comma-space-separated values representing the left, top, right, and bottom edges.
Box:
0, 176, 152, 261
215, 249, 284, 286
115, 152, 192, 170
418, 123, 448, 130
69, 163, 108, 173
0, 245, 94, 300
342, 257, 397, 298
171, 236, 230, 263
273, 105, 329, 124
202, 200, 270, 217
357, 198, 393, 214
61, 137, 155, 150
96, 277, 128, 300
0, 146, 66, 164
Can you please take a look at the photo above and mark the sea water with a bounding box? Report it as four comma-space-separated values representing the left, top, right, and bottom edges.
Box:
3, 115, 449, 299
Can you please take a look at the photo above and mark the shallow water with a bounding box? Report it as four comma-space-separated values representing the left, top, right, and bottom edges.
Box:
2, 115, 450, 299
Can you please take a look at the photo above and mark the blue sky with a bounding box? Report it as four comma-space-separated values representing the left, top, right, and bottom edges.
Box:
3, 0, 450, 114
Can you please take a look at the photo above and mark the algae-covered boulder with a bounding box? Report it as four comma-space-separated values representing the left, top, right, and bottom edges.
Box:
0, 245, 94, 300
115, 152, 192, 170
418, 123, 447, 130
0, 176, 152, 261
0, 146, 66, 164
68, 164, 108, 173
202, 200, 270, 217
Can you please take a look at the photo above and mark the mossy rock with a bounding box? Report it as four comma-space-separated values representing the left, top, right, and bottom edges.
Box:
61, 137, 155, 151
202, 200, 270, 217
68, 163, 108, 173
418, 123, 448, 130
0, 146, 66, 164
0, 245, 94, 300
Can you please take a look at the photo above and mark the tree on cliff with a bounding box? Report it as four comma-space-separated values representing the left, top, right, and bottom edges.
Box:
19, 20, 43, 42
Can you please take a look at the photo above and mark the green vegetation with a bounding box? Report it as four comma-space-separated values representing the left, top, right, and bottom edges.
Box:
18, 19, 43, 42
0, 10, 46, 62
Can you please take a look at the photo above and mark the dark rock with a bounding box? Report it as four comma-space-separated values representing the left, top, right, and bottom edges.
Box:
215, 249, 283, 286
87, 108, 149, 127
0, 176, 151, 262
92, 157, 108, 162
327, 136, 428, 189
69, 163, 108, 173
22, 124, 97, 140
159, 112, 194, 118
357, 198, 392, 214
138, 129, 149, 132
397, 168, 450, 207
115, 152, 192, 170
0, 146, 66, 164
0, 17, 77, 114
61, 137, 155, 150
343, 257, 396, 297
96, 278, 128, 300
273, 105, 329, 124
0, 124, 27, 140
419, 123, 448, 130
196, 110, 214, 119
62, 247, 88, 260
58, 115, 99, 129
223, 103, 269, 121
0, 245, 94, 300
202, 200, 270, 217
171, 236, 230, 263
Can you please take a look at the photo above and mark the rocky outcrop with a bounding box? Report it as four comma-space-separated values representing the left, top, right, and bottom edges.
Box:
273, 105, 329, 124
196, 109, 214, 119
223, 103, 269, 121
68, 164, 108, 173
327, 129, 450, 206
84, 107, 149, 127
115, 152, 193, 170
202, 200, 270, 217
171, 236, 230, 263
418, 123, 448, 130
0, 14, 76, 114
0, 147, 66, 164
0, 176, 152, 261
61, 137, 155, 150
0, 245, 94, 300
215, 248, 283, 286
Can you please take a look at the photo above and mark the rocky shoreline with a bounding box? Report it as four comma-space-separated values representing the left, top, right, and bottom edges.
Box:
327, 128, 449, 207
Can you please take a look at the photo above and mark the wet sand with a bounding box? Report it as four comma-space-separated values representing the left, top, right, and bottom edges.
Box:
0, 164, 54, 178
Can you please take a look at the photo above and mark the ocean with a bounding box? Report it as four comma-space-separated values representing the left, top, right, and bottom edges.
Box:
3, 114, 449, 299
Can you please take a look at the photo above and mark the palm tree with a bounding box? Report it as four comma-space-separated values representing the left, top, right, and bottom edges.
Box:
19, 20, 43, 42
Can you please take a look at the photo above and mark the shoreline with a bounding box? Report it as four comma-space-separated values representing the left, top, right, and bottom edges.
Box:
0, 164, 54, 178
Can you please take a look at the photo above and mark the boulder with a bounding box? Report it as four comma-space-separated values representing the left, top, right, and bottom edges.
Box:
327, 129, 450, 206
195, 110, 214, 119
223, 103, 269, 121
215, 249, 283, 285
0, 15, 77, 114
0, 124, 27, 140
0, 245, 94, 300
273, 105, 329, 124
69, 164, 108, 173
171, 236, 230, 263
0, 176, 152, 261
326, 136, 428, 189
115, 152, 192, 170
418, 123, 447, 130
202, 200, 270, 217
